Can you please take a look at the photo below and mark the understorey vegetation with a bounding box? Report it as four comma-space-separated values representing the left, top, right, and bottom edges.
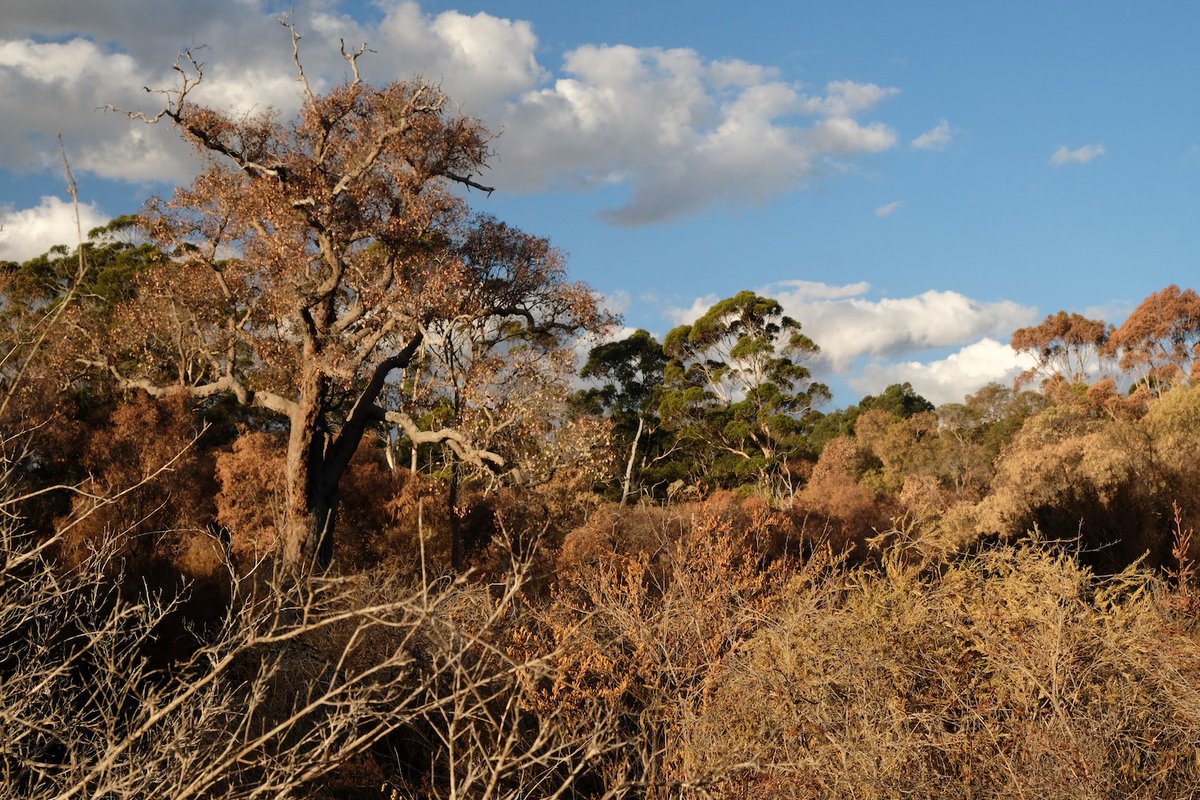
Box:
3, 33, 1200, 800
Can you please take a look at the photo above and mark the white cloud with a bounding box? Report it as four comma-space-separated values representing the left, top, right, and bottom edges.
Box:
0, 1, 902, 226
1080, 300, 1135, 327
766, 283, 1037, 370
667, 281, 1037, 375
1050, 143, 1105, 166
500, 54, 898, 225
911, 118, 953, 150
797, 80, 899, 117
850, 337, 1037, 406
0, 195, 109, 261
0, 37, 194, 181
875, 200, 902, 218
601, 289, 632, 317
764, 279, 871, 300
666, 294, 720, 326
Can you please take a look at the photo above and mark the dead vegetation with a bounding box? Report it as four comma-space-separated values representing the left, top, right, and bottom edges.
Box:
7, 448, 1200, 799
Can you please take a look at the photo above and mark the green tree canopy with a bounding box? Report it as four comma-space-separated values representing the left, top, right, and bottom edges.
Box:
659, 290, 828, 488
808, 382, 935, 455
573, 329, 670, 504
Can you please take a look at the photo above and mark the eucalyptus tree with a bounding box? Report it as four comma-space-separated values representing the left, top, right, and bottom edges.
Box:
575, 329, 669, 505
1010, 311, 1114, 391
1109, 285, 1200, 395
659, 291, 828, 488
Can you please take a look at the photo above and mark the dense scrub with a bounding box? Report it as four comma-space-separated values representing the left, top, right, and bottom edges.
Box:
5, 470, 1200, 798
7, 276, 1200, 796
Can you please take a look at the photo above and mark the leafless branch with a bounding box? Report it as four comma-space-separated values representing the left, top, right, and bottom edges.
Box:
446, 171, 496, 195
340, 38, 370, 86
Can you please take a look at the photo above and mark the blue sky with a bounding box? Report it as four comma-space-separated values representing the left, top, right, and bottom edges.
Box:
2, 1, 1198, 406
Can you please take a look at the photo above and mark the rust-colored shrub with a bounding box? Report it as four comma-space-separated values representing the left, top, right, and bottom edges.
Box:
214, 430, 287, 567
520, 496, 800, 797
795, 436, 895, 556
342, 457, 452, 573
558, 491, 793, 576
215, 432, 461, 573
56, 393, 223, 581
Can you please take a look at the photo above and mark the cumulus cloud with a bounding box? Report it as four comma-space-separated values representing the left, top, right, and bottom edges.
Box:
667, 280, 1037, 377
0, 195, 109, 261
0, 0, 901, 226
796, 80, 899, 118
664, 280, 1040, 405
850, 338, 1037, 406
666, 294, 720, 326
1050, 143, 1106, 166
762, 282, 1037, 370
0, 37, 195, 181
765, 279, 871, 300
500, 53, 898, 225
0, 1, 545, 185
875, 201, 902, 218
911, 119, 953, 150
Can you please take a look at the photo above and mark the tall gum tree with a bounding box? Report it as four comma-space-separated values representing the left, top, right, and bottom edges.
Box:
575, 329, 669, 506
660, 291, 828, 488
92, 36, 605, 569
1010, 310, 1114, 391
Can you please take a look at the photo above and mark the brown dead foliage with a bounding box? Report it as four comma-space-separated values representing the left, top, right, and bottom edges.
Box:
794, 436, 897, 556
56, 394, 223, 581
520, 494, 808, 797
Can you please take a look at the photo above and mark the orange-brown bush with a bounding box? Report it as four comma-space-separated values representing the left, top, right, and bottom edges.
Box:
55, 393, 224, 581
795, 436, 896, 556
215, 431, 463, 573
214, 430, 287, 566
11, 416, 1200, 799
950, 385, 1200, 570
558, 491, 792, 572
526, 494, 813, 797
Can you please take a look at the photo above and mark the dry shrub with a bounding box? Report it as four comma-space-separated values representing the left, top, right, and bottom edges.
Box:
55, 393, 223, 581
559, 503, 687, 570
216, 432, 457, 573
1, 473, 628, 800
519, 449, 611, 533
795, 436, 895, 556
968, 404, 1145, 564
689, 541, 1200, 799
214, 430, 287, 566
1167, 503, 1200, 619
853, 409, 941, 493
0, 389, 93, 532
559, 491, 791, 574
898, 473, 954, 523
527, 495, 805, 797
1142, 384, 1200, 565
334, 453, 454, 573
960, 387, 1200, 570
